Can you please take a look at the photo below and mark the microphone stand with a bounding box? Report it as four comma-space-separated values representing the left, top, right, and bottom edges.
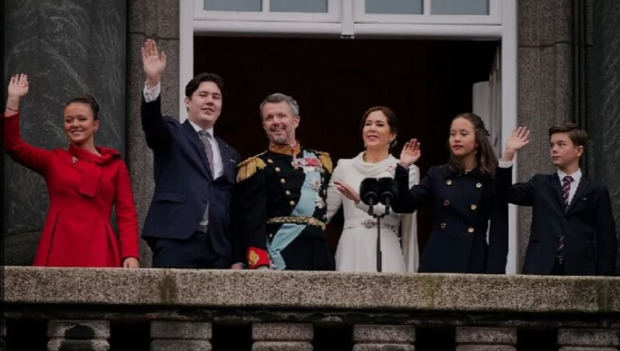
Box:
367, 204, 389, 272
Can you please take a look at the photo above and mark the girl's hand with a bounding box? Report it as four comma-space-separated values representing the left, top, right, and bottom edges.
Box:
399, 138, 421, 168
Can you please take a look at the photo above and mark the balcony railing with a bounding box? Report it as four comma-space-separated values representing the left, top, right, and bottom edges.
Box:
2, 266, 619, 350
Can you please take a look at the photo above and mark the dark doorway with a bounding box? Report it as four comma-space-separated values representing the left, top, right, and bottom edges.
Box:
195, 36, 498, 252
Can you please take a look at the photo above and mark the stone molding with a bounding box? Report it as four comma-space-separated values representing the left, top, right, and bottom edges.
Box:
2, 267, 619, 314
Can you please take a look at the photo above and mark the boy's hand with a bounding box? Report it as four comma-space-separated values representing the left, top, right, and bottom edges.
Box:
503, 126, 530, 161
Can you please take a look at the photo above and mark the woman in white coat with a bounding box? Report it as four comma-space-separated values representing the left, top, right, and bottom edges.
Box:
327, 106, 419, 272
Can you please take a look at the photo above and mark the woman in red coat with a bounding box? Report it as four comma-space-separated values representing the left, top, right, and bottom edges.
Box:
3, 73, 140, 267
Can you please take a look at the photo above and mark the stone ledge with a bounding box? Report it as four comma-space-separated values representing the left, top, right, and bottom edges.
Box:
2, 267, 619, 313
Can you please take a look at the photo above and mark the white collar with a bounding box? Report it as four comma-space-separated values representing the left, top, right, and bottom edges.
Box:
557, 168, 582, 183
188, 119, 214, 137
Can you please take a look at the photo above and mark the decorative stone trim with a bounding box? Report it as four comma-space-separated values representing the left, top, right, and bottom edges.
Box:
47, 320, 110, 351
456, 327, 516, 351
353, 324, 415, 350
252, 323, 313, 351
558, 328, 620, 350
150, 321, 212, 351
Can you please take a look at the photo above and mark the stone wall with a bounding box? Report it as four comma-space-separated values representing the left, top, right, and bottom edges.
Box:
126, 0, 180, 267
3, 0, 127, 265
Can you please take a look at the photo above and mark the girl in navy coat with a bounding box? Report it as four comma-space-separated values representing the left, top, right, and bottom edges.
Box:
393, 113, 528, 273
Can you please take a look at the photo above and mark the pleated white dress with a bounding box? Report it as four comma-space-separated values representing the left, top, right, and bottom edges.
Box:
326, 152, 419, 273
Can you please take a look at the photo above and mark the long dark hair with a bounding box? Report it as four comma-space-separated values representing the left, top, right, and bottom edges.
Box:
447, 112, 498, 178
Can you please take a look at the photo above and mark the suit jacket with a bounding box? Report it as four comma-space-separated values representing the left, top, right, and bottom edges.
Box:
507, 173, 617, 275
141, 97, 240, 261
3, 113, 139, 267
393, 164, 510, 273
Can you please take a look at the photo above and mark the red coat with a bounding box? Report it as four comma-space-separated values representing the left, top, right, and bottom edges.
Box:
3, 113, 139, 267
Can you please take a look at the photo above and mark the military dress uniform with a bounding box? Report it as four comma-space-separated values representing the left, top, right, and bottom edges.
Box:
234, 142, 335, 270
393, 164, 511, 273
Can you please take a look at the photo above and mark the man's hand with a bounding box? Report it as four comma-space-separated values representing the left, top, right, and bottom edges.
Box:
141, 39, 167, 89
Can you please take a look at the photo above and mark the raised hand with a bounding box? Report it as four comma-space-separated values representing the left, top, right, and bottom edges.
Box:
141, 39, 167, 88
502, 126, 530, 161
399, 138, 421, 168
334, 181, 361, 204
7, 73, 29, 99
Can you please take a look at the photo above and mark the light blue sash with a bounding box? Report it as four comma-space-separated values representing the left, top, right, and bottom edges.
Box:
268, 150, 321, 270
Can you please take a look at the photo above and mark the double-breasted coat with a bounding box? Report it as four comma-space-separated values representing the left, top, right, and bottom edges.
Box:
393, 164, 511, 273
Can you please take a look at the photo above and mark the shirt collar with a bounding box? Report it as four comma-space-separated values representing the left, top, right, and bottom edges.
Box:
189, 119, 214, 137
557, 168, 582, 183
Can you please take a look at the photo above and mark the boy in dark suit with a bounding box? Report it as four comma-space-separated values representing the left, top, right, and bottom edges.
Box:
503, 123, 616, 275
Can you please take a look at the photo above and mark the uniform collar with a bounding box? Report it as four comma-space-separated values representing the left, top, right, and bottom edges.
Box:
269, 140, 300, 156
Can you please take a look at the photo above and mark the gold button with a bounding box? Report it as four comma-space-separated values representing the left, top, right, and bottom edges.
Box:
470, 204, 478, 210
475, 182, 482, 188
468, 227, 474, 233
275, 167, 281, 172
267, 158, 274, 163
440, 222, 447, 229
280, 178, 286, 184
446, 179, 453, 186
443, 200, 450, 206
289, 200, 295, 206
285, 190, 291, 196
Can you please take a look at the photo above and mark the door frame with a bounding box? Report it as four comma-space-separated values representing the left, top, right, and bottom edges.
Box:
179, 0, 519, 273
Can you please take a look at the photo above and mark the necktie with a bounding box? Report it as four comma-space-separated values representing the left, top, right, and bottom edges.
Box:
557, 175, 573, 263
198, 130, 215, 175
561, 175, 573, 208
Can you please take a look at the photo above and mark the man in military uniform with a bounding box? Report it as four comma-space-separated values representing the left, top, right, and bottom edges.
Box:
232, 93, 335, 270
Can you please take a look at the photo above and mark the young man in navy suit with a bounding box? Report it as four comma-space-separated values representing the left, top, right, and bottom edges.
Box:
503, 123, 617, 275
140, 39, 240, 268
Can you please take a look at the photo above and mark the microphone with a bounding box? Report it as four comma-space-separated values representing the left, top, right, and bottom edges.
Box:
377, 177, 398, 208
359, 178, 379, 206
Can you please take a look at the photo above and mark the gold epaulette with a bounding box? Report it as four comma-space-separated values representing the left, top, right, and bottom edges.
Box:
236, 153, 267, 183
317, 151, 333, 174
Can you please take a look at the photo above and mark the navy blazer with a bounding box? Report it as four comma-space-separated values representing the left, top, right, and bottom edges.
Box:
393, 164, 510, 273
141, 97, 240, 259
507, 173, 617, 275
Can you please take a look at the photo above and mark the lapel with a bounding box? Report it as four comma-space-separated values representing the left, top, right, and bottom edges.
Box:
215, 136, 235, 182
182, 120, 212, 179
548, 174, 566, 210
566, 177, 590, 213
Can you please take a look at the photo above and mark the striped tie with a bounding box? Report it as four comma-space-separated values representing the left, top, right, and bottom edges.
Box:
557, 175, 573, 263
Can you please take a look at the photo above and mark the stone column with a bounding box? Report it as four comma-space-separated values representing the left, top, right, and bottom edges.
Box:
252, 323, 313, 351
0, 318, 5, 351
557, 328, 619, 351
516, 0, 575, 270
127, 0, 180, 266
587, 0, 620, 274
455, 327, 517, 351
353, 324, 415, 350
47, 320, 110, 351
150, 321, 212, 351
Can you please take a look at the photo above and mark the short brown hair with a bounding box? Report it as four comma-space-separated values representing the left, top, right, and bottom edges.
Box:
548, 123, 588, 148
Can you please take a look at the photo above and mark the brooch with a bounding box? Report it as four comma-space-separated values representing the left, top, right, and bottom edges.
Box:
292, 157, 323, 173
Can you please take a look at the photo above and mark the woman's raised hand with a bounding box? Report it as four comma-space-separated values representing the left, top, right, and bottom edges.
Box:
334, 181, 361, 204
399, 138, 421, 168
7, 73, 29, 99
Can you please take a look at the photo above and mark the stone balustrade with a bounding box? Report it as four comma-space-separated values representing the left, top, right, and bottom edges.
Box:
2, 266, 619, 350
